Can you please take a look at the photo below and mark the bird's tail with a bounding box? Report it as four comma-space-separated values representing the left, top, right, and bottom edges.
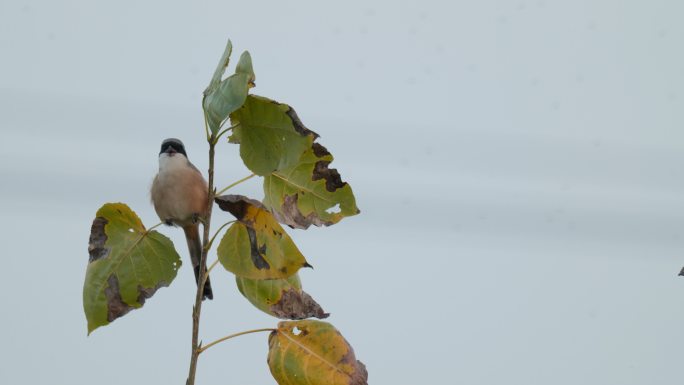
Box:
183, 225, 213, 300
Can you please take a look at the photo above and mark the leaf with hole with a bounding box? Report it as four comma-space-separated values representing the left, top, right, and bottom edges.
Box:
83, 203, 181, 334
203, 39, 255, 134
228, 94, 317, 176
215, 195, 309, 279
236, 274, 328, 320
267, 320, 368, 385
263, 142, 359, 229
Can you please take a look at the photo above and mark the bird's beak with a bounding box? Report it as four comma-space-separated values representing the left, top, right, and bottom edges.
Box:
165, 146, 178, 156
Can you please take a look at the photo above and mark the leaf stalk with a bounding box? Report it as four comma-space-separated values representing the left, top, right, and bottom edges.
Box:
214, 123, 240, 143
198, 328, 275, 354
205, 220, 236, 252
205, 259, 220, 276
216, 173, 256, 196
145, 221, 164, 233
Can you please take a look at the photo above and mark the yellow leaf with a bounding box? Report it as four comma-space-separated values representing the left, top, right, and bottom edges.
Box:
215, 195, 309, 279
267, 320, 368, 385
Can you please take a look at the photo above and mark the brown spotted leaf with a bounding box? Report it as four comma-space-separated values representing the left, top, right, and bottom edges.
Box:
228, 94, 317, 176
215, 195, 309, 279
263, 142, 359, 229
267, 320, 368, 385
83, 203, 181, 334
236, 274, 328, 319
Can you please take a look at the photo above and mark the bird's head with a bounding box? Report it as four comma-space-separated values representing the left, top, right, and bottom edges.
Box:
159, 138, 188, 158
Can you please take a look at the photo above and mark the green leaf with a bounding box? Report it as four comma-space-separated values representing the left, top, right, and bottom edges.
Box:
229, 94, 317, 176
236, 274, 328, 319
267, 320, 368, 385
263, 142, 360, 229
203, 43, 255, 134
205, 39, 233, 95
83, 203, 181, 334
215, 195, 309, 279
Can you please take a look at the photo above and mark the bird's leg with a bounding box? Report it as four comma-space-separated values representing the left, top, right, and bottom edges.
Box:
192, 213, 207, 226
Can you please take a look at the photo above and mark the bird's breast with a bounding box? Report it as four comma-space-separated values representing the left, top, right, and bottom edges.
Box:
151, 159, 208, 226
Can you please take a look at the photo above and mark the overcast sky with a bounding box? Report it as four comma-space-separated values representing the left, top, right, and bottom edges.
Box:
1, 1, 684, 384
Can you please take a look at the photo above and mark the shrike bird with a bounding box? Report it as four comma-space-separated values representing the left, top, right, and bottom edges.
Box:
151, 138, 213, 300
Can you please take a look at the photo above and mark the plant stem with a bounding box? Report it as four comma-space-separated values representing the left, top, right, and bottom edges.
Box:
198, 328, 275, 354
216, 173, 256, 196
186, 136, 217, 385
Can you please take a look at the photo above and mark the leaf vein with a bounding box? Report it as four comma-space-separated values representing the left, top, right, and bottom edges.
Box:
279, 330, 347, 378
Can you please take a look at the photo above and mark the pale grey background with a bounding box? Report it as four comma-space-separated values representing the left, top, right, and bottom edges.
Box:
1, 1, 683, 384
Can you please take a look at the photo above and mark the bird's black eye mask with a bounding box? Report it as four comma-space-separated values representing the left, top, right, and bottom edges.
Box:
160, 139, 188, 157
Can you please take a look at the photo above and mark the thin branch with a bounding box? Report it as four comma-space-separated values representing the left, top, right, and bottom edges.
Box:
214, 123, 240, 143
198, 328, 275, 354
200, 219, 236, 289
205, 220, 236, 252
145, 221, 164, 233
206, 259, 220, 275
216, 173, 256, 196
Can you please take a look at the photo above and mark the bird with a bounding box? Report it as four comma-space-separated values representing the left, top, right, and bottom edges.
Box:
151, 138, 213, 300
